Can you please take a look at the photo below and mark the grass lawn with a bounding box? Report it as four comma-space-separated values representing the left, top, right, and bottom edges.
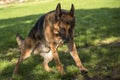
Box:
0, 0, 120, 80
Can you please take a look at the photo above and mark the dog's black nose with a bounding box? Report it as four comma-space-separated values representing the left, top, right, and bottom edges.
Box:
63, 38, 70, 43
63, 40, 68, 43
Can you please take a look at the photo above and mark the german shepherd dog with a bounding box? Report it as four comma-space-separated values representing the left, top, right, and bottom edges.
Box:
13, 3, 88, 75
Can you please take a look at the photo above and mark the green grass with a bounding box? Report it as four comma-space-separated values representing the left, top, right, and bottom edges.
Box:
0, 0, 120, 80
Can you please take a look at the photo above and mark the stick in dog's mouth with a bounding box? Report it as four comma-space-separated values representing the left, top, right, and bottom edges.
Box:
54, 39, 63, 53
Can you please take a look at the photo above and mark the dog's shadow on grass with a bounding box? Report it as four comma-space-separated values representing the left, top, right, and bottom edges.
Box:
0, 7, 120, 80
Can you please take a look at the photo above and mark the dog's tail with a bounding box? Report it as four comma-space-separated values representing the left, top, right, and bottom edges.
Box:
16, 33, 24, 48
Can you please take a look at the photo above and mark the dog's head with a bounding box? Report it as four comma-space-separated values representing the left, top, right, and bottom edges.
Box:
54, 3, 75, 43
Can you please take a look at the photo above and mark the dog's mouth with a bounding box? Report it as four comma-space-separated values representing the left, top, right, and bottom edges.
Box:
59, 34, 72, 43
63, 39, 69, 43
62, 37, 73, 43
59, 37, 72, 44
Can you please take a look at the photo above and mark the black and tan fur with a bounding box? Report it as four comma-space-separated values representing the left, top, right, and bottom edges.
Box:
13, 3, 88, 75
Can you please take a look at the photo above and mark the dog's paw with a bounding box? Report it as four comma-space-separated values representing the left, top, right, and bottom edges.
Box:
57, 66, 66, 75
79, 67, 88, 74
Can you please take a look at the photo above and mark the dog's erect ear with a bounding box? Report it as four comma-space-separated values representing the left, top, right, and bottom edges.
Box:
69, 4, 75, 17
55, 3, 61, 20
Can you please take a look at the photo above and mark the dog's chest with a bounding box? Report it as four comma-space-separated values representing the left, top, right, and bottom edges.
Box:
33, 43, 50, 55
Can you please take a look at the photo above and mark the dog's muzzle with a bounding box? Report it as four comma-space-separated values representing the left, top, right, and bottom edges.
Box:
62, 37, 73, 43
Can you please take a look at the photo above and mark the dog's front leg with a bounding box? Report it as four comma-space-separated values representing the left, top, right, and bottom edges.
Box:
68, 39, 88, 73
50, 43, 65, 75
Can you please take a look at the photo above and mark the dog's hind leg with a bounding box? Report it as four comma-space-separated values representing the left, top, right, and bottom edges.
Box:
40, 51, 53, 72
13, 37, 35, 74
13, 48, 33, 74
